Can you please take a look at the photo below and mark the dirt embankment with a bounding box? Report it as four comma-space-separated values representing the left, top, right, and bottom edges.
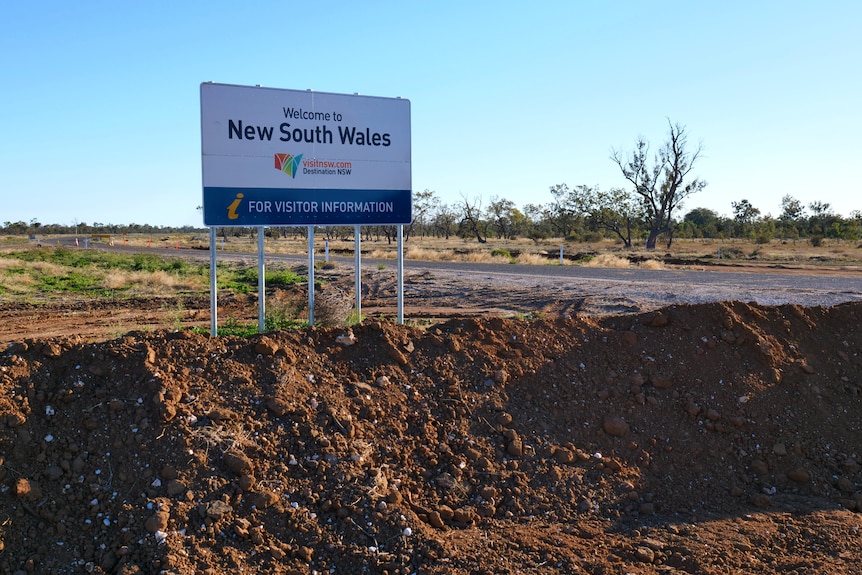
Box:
2, 300, 861, 574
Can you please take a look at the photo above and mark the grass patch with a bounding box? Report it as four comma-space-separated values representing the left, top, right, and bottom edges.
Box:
638, 259, 666, 270
367, 248, 394, 260
4, 247, 200, 276
102, 269, 205, 291
515, 252, 552, 265
264, 292, 309, 330
583, 253, 631, 268
267, 268, 304, 286
345, 309, 364, 326
193, 317, 259, 337
36, 270, 101, 292
216, 265, 306, 294
0, 247, 210, 298
193, 313, 310, 337
404, 247, 444, 260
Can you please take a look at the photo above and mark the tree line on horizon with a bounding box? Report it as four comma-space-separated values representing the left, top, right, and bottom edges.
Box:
398, 188, 860, 247
6, 189, 857, 248
5, 121, 859, 248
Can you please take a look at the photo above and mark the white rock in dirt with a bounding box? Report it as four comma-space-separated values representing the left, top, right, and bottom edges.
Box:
375, 375, 390, 387
336, 331, 357, 347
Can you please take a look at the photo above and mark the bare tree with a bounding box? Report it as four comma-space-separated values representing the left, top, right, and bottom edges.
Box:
456, 194, 487, 243
612, 121, 706, 249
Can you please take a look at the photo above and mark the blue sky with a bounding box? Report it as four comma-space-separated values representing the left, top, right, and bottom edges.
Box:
1, 1, 859, 228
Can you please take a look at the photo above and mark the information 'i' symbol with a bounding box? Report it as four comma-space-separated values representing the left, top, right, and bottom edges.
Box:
227, 193, 244, 220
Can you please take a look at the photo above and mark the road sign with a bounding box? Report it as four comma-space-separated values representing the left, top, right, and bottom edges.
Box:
201, 83, 411, 226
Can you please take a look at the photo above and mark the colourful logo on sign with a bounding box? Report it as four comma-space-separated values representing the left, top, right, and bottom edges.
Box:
274, 153, 303, 178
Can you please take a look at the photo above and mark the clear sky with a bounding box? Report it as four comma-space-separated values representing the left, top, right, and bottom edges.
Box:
1, 1, 860, 228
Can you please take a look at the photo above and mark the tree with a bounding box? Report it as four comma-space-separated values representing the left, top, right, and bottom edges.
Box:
432, 204, 457, 239
522, 203, 552, 240
808, 201, 833, 218
684, 207, 719, 228
779, 195, 804, 222
612, 121, 706, 249
507, 207, 529, 239
406, 188, 439, 240
588, 186, 641, 248
486, 196, 518, 239
379, 226, 398, 244
731, 199, 761, 238
732, 199, 760, 225
547, 184, 581, 238
456, 194, 487, 243
808, 201, 838, 237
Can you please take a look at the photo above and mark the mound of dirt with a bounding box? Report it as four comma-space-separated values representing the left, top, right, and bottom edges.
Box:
2, 302, 861, 574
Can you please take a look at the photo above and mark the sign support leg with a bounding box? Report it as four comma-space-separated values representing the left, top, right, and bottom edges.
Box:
397, 224, 404, 324
354, 225, 362, 321
258, 226, 265, 332
307, 226, 315, 326
209, 227, 218, 337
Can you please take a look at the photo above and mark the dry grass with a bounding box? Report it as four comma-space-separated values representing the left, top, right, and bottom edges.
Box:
0, 258, 24, 271
112, 233, 862, 268
11, 260, 68, 276
7, 235, 861, 278
515, 252, 554, 266
188, 422, 259, 454
461, 251, 510, 264
366, 248, 396, 260
0, 259, 66, 296
638, 259, 666, 270
102, 270, 205, 292
314, 284, 354, 327
0, 253, 210, 301
404, 247, 443, 261
0, 272, 37, 294
387, 245, 513, 264
584, 254, 631, 268
0, 258, 35, 294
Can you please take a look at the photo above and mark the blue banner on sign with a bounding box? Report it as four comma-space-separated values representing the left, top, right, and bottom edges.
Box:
203, 188, 412, 226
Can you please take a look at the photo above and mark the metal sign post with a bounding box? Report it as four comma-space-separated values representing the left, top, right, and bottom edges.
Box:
354, 225, 362, 320
307, 226, 315, 326
397, 225, 404, 324
258, 226, 266, 332
210, 227, 218, 336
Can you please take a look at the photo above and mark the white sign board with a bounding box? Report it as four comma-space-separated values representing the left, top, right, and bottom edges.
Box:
201, 83, 411, 226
